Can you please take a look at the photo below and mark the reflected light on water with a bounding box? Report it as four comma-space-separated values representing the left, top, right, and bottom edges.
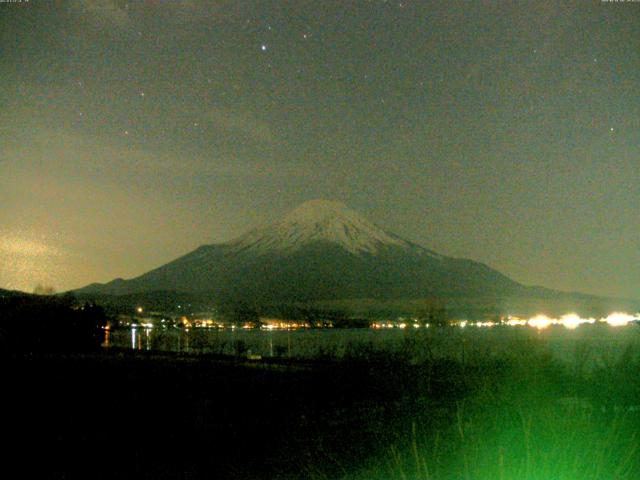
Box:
130, 327, 143, 350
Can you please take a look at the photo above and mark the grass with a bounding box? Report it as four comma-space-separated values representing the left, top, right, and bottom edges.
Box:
379, 403, 638, 480
5, 326, 639, 479
336, 337, 640, 480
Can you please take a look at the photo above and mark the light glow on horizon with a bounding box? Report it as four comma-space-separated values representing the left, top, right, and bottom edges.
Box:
528, 315, 554, 330
604, 312, 639, 327
559, 313, 596, 330
503, 312, 638, 330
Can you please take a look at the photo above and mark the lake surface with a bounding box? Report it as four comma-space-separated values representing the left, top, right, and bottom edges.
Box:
104, 324, 640, 368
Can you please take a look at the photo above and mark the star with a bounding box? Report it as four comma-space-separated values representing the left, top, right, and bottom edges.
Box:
610, 127, 614, 132
261, 44, 268, 52
140, 91, 145, 97
124, 130, 129, 135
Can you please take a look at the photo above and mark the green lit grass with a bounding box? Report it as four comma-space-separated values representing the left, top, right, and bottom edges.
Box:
381, 404, 638, 480
324, 338, 640, 480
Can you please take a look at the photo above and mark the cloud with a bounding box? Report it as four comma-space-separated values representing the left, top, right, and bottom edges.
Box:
0, 120, 307, 196
70, 1, 239, 30
0, 234, 64, 258
205, 107, 277, 144
73, 0, 132, 28
0, 230, 69, 293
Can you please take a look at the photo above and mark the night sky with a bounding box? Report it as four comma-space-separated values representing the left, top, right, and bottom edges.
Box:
0, 1, 638, 299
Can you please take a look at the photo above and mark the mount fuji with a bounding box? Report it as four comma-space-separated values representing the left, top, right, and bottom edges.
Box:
77, 199, 526, 302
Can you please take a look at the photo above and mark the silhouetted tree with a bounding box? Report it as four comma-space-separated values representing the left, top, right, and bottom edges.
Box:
0, 294, 107, 353
33, 284, 56, 296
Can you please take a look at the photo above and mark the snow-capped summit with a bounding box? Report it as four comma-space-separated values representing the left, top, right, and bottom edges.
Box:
228, 199, 413, 255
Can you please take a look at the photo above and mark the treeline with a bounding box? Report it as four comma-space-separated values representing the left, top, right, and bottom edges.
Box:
260, 304, 347, 324
0, 293, 107, 353
74, 290, 210, 315
216, 302, 372, 327
215, 302, 463, 328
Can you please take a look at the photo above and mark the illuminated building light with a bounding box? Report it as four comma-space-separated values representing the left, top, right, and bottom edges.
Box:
604, 312, 638, 327
505, 316, 527, 327
528, 315, 554, 330
558, 313, 594, 330
476, 321, 495, 328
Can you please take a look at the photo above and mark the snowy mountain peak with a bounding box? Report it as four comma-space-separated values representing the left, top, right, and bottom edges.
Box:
228, 199, 419, 255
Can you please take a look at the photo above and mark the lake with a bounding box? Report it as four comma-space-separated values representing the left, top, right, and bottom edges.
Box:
104, 324, 640, 368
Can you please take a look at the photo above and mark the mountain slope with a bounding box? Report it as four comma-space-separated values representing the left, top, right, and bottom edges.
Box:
76, 199, 525, 302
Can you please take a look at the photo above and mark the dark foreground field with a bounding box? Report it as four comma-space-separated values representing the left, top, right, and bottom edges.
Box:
3, 340, 640, 480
